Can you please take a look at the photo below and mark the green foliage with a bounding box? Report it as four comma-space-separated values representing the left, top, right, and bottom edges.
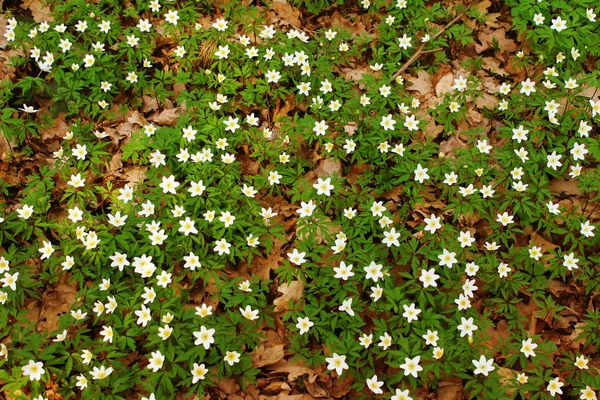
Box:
0, 0, 599, 399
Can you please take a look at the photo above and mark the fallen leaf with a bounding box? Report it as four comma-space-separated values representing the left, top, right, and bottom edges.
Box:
530, 232, 558, 254
253, 344, 284, 368
214, 377, 240, 395
122, 166, 148, 188
273, 280, 304, 312
475, 28, 518, 54
127, 110, 148, 127
267, 359, 318, 382
548, 178, 581, 195
407, 70, 433, 97
328, 374, 353, 397
21, 0, 54, 22
472, 0, 491, 14
481, 57, 508, 76
37, 279, 78, 333
496, 368, 517, 397
150, 108, 179, 126
251, 253, 282, 281
329, 12, 366, 36
271, 0, 301, 27
435, 72, 455, 96
485, 13, 503, 28
313, 158, 342, 178
305, 381, 328, 398
439, 136, 467, 156
437, 381, 463, 400
344, 122, 358, 136
142, 96, 159, 113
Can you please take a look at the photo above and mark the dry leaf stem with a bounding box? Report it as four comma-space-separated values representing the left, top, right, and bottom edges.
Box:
391, 2, 474, 80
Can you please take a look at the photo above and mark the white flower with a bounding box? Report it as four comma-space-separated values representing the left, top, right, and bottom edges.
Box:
424, 214, 442, 233
378, 332, 392, 350
147, 350, 165, 372
90, 365, 113, 380
453, 75, 467, 91
313, 177, 334, 196
414, 164, 429, 183
520, 78, 536, 96
224, 350, 241, 366
457, 316, 478, 337
438, 249, 457, 268
366, 375, 384, 394
193, 326, 215, 349
0, 271, 18, 291
529, 246, 543, 260
392, 389, 413, 400
533, 13, 545, 25
100, 325, 114, 343
458, 231, 475, 248
520, 338, 538, 358
472, 355, 495, 376
581, 221, 595, 238
498, 262, 511, 278
571, 142, 588, 161
214, 238, 232, 255
191, 363, 208, 383
164, 9, 179, 25
22, 360, 45, 381
563, 252, 579, 271
550, 16, 567, 32
382, 227, 400, 247
547, 201, 560, 215
398, 34, 412, 50
325, 353, 348, 376
195, 304, 213, 318
39, 241, 55, 260
288, 248, 307, 265
339, 298, 354, 316
419, 268, 439, 288
575, 355, 589, 370
547, 377, 564, 396
215, 45, 230, 59
399, 356, 422, 378
546, 151, 562, 170
296, 317, 314, 334
333, 261, 354, 280
240, 305, 259, 320
364, 261, 384, 282
402, 303, 421, 323
380, 114, 396, 130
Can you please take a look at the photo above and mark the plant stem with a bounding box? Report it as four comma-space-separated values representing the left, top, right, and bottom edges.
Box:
391, 2, 474, 80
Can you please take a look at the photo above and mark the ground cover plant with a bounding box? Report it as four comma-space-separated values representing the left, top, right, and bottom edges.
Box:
0, 0, 599, 398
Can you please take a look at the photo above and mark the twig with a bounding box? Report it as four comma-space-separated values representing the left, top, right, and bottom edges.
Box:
391, 2, 474, 80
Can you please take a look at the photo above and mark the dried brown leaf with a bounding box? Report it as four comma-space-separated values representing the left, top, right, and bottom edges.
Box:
313, 158, 342, 178
271, 0, 301, 27
329, 12, 366, 36
150, 108, 179, 126
273, 280, 304, 312
253, 344, 285, 368
475, 28, 518, 54
435, 73, 455, 96
481, 57, 508, 76
251, 254, 282, 281
549, 178, 581, 195
38, 280, 78, 333
267, 359, 318, 382
437, 381, 463, 400
21, 0, 54, 22
407, 70, 433, 97
123, 166, 148, 186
